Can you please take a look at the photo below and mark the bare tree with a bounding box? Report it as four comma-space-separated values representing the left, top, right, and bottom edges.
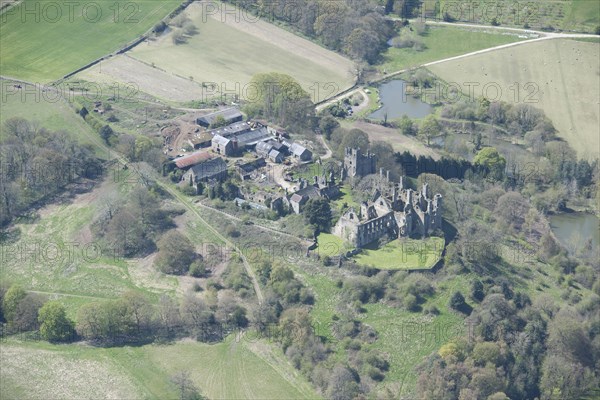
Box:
170, 371, 203, 400
172, 29, 187, 45
99, 190, 121, 220
157, 294, 181, 333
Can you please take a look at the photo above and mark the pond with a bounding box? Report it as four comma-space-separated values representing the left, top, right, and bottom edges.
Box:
369, 79, 434, 120
550, 212, 600, 250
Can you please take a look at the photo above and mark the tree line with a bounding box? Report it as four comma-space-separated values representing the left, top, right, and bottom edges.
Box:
225, 0, 396, 63
0, 118, 102, 227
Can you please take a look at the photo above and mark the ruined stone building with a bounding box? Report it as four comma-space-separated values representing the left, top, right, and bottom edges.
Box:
341, 147, 376, 179
333, 175, 442, 247
286, 172, 340, 214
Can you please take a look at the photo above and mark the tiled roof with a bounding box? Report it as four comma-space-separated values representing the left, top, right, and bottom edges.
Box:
174, 151, 214, 169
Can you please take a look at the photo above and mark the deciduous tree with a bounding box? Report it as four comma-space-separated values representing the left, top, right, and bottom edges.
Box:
155, 230, 197, 275
38, 301, 75, 342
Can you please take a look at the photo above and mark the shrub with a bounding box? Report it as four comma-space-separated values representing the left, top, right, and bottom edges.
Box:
180, 185, 197, 196
471, 280, 485, 301
449, 291, 466, 310
206, 279, 222, 290
172, 29, 186, 45
225, 224, 241, 238
364, 365, 385, 381
154, 21, 167, 33
403, 293, 418, 311
189, 260, 207, 278
424, 304, 440, 315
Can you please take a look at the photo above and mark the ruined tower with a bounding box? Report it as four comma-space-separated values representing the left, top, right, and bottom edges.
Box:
343, 147, 376, 178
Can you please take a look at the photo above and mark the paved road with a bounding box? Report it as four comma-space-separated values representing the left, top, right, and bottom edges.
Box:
422, 20, 599, 39
316, 21, 598, 111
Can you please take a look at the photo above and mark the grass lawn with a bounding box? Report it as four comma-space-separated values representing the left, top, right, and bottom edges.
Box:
335, 186, 360, 210
293, 162, 334, 181
428, 38, 600, 158
0, 340, 145, 399
379, 26, 525, 73
354, 237, 445, 270
354, 87, 380, 119
0, 0, 182, 82
316, 233, 349, 257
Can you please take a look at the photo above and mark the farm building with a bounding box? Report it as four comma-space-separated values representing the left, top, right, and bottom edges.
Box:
173, 151, 214, 169
212, 135, 235, 156
209, 121, 251, 138
251, 119, 286, 135
288, 142, 312, 161
268, 149, 284, 163
265, 124, 288, 138
255, 139, 288, 160
189, 131, 213, 149
236, 158, 266, 180
196, 108, 243, 128
234, 127, 273, 149
256, 141, 273, 158
182, 157, 228, 184
270, 141, 288, 153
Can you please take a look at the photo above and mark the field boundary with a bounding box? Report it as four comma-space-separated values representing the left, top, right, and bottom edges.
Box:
317, 21, 599, 110
54, 1, 190, 84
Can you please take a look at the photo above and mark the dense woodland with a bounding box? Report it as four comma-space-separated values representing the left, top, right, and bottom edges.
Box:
225, 0, 408, 63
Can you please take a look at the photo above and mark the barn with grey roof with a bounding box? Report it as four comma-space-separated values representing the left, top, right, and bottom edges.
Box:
196, 108, 243, 128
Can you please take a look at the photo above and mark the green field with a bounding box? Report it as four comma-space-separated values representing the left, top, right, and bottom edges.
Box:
428, 38, 600, 158
0, 0, 182, 82
0, 80, 100, 147
0, 177, 176, 315
354, 237, 445, 270
424, 0, 599, 33
379, 26, 525, 73
566, 0, 600, 31
0, 336, 319, 399
122, 2, 354, 102
145, 337, 319, 399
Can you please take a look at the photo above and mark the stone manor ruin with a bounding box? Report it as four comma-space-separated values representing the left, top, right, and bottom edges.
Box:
334, 161, 443, 248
